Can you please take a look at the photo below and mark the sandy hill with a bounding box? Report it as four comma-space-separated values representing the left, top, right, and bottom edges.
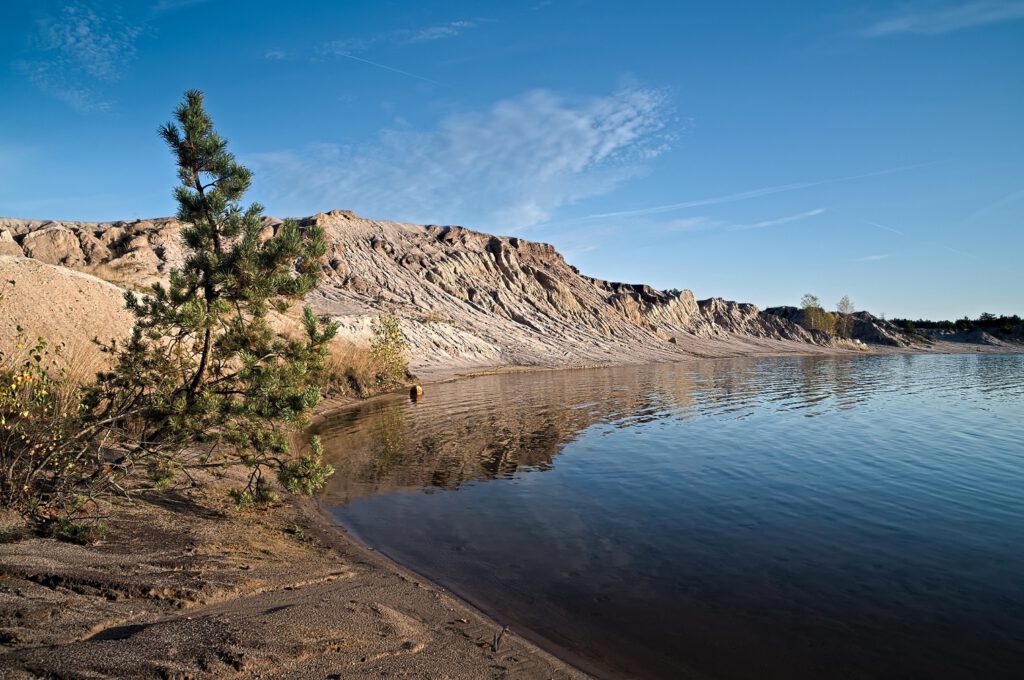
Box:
1, 211, 921, 377
0, 255, 133, 371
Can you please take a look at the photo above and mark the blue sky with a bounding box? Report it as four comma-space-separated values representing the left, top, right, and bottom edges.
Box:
1, 1, 1022, 319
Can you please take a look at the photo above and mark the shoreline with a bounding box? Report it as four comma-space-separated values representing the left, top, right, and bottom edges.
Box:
307, 498, 610, 679
311, 498, 624, 680
406, 339, 1023, 385
0, 460, 589, 679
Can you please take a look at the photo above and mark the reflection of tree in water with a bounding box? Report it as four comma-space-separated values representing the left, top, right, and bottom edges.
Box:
368, 402, 407, 478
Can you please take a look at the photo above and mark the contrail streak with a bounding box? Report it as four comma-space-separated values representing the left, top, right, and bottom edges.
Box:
583, 161, 940, 220
866, 220, 905, 236
963, 186, 1024, 225
728, 207, 825, 231
335, 52, 440, 85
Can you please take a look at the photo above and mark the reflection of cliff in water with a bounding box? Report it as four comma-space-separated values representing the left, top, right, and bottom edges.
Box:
314, 366, 680, 505
315, 355, 974, 506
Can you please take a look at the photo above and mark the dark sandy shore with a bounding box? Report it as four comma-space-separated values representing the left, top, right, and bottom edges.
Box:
0, 465, 588, 679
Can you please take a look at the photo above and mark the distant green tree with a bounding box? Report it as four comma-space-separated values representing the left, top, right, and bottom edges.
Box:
89, 90, 337, 500
835, 295, 855, 338
800, 293, 836, 335
800, 293, 822, 311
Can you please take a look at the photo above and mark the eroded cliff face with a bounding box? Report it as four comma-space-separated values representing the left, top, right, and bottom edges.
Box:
0, 217, 186, 290
0, 211, 843, 376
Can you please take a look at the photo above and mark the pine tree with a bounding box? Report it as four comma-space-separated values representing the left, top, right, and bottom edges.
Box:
89, 90, 337, 499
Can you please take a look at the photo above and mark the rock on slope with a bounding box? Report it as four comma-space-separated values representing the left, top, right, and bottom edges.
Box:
922, 326, 1023, 348
764, 306, 919, 348
1, 212, 843, 376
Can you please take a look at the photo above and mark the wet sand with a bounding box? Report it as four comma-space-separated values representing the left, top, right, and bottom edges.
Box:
0, 467, 588, 679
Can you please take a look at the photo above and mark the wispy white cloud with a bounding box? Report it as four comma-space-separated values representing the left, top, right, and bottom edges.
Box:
16, 60, 113, 112
318, 18, 485, 56
662, 216, 719, 232
306, 19, 486, 83
406, 20, 481, 43
863, 217, 977, 259
17, 1, 142, 112
853, 253, 893, 261
941, 244, 978, 258
860, 1, 1024, 37
264, 48, 288, 61
151, 0, 213, 13
962, 186, 1024, 224
247, 87, 672, 230
37, 2, 141, 80
650, 208, 824, 235
17, 1, 218, 111
728, 208, 826, 231
582, 162, 937, 221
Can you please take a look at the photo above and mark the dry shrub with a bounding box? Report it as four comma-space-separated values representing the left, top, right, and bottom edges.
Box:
52, 336, 107, 394
0, 336, 106, 525
0, 333, 102, 418
323, 339, 378, 397
370, 310, 409, 391
323, 311, 411, 397
250, 310, 379, 397
0, 282, 100, 522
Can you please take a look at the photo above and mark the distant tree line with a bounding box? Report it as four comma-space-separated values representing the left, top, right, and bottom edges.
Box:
889, 313, 1023, 334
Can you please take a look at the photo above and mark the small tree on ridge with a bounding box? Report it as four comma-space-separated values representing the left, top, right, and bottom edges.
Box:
800, 293, 836, 335
836, 295, 855, 338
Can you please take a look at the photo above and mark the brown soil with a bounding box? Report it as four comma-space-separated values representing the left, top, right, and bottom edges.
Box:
0, 467, 587, 679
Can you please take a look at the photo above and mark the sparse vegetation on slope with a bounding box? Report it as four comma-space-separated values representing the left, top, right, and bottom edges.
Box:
370, 309, 411, 391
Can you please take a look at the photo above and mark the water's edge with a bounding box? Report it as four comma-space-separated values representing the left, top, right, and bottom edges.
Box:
311, 498, 616, 679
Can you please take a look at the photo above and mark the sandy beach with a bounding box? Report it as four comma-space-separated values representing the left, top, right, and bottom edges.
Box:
0, 453, 589, 679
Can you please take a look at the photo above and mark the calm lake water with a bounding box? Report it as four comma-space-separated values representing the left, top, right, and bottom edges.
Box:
316, 354, 1024, 679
